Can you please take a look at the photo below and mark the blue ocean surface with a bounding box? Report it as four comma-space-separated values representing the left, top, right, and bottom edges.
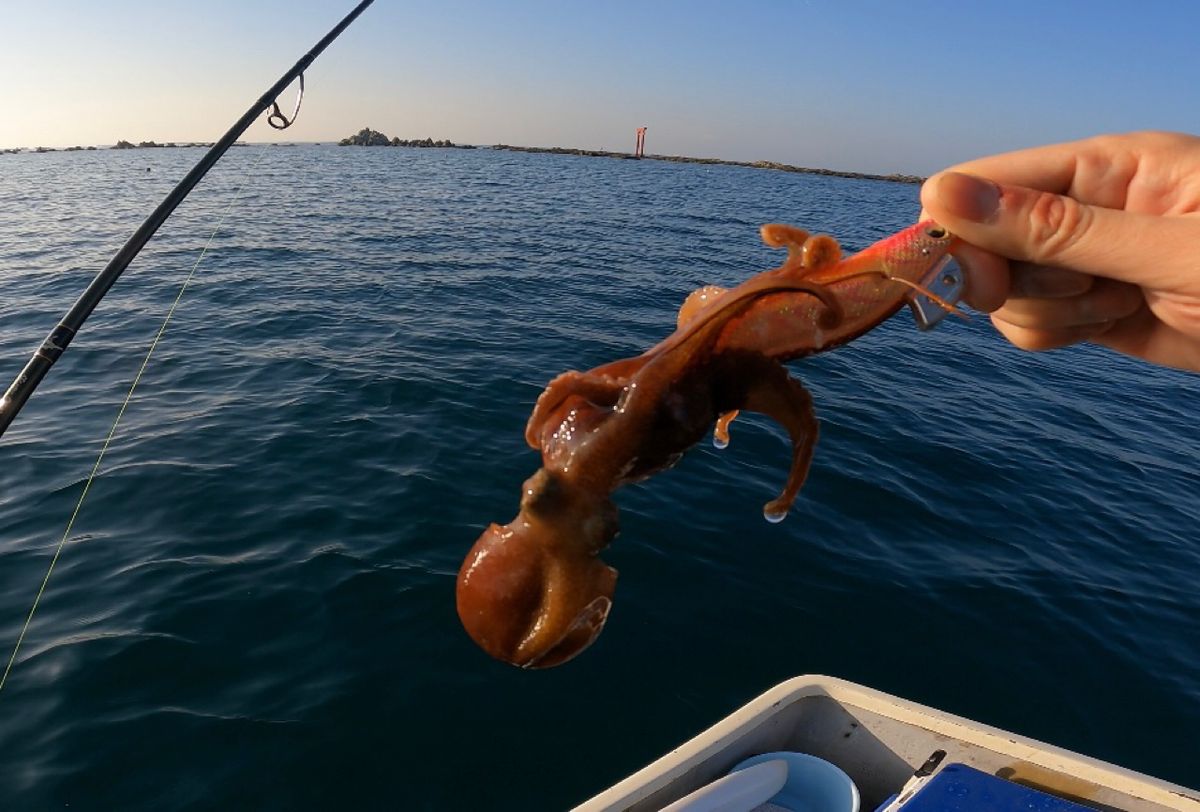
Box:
0, 145, 1196, 809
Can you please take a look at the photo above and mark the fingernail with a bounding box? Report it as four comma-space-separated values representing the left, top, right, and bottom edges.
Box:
932, 171, 1001, 224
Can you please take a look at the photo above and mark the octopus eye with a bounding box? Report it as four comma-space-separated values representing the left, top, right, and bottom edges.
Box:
925, 225, 948, 239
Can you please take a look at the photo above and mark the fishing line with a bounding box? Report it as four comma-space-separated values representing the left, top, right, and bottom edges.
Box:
0, 0, 376, 437
0, 147, 270, 694
0, 0, 375, 694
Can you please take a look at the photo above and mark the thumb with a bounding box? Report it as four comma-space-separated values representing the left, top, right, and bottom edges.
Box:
920, 171, 1191, 291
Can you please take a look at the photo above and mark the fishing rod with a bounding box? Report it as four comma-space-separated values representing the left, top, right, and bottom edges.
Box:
0, 0, 376, 440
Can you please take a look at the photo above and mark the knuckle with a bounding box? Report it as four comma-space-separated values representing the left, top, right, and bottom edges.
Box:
1025, 191, 1093, 263
1108, 129, 1200, 158
1129, 129, 1186, 148
1087, 132, 1127, 153
1097, 130, 1171, 150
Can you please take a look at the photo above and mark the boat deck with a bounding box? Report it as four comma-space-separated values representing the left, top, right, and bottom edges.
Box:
578, 677, 1200, 812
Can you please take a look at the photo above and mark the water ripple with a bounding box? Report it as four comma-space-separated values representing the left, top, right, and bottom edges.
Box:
0, 146, 1197, 808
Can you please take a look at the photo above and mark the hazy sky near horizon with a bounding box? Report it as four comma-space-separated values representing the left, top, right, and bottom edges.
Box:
2, 1, 1199, 175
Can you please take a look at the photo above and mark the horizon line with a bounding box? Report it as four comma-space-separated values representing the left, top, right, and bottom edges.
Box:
0, 139, 926, 184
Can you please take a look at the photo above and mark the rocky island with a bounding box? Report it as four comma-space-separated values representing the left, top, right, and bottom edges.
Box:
112, 140, 216, 149
338, 127, 474, 149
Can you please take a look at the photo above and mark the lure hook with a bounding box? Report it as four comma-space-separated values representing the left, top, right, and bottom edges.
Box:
268, 73, 305, 130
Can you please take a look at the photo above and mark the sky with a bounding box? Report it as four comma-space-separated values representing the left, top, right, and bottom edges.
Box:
2, 0, 1199, 175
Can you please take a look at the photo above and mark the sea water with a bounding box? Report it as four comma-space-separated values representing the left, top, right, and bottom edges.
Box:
0, 145, 1197, 808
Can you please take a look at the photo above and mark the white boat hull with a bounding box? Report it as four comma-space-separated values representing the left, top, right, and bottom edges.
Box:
578, 676, 1200, 812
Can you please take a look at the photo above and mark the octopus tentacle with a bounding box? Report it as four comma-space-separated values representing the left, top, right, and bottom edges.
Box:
760, 226, 844, 274
713, 409, 738, 449
648, 276, 845, 373
525, 370, 628, 448
760, 224, 811, 265
677, 284, 728, 329
800, 234, 842, 271
737, 362, 819, 523
676, 285, 741, 447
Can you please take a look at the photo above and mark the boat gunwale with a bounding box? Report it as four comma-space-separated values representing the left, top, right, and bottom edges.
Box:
575, 675, 1200, 812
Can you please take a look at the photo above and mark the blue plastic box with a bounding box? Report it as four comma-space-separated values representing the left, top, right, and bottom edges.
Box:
894, 764, 1097, 812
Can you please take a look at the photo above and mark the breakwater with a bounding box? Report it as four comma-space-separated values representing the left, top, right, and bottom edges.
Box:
491, 143, 924, 184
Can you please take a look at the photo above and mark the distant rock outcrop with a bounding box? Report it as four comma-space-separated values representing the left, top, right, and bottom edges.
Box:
6, 141, 217, 154
340, 128, 392, 146
111, 140, 212, 150
338, 128, 474, 149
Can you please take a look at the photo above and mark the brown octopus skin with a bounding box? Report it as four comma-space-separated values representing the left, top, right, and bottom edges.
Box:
456, 222, 957, 668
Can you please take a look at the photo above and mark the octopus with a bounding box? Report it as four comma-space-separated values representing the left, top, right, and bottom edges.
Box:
457, 220, 959, 668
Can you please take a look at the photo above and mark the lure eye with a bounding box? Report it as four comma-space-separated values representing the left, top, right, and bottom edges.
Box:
925, 225, 948, 239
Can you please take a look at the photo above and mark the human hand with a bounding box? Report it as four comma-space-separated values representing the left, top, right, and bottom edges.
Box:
919, 131, 1200, 372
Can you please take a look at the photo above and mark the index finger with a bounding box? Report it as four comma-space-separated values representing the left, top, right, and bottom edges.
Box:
954, 131, 1200, 215
943, 139, 1083, 194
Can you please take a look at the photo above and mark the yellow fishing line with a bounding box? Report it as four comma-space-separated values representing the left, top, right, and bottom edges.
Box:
0, 147, 270, 694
